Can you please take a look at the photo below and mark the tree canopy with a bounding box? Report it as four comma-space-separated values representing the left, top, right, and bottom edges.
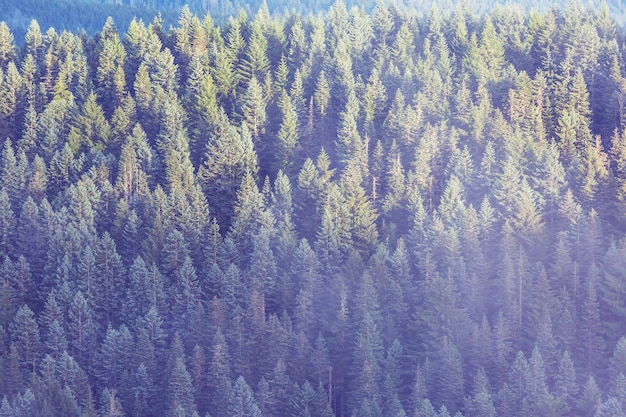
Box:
1, 2, 626, 416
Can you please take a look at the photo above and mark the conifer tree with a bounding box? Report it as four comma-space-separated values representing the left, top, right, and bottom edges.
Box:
577, 376, 601, 417
276, 91, 299, 175
555, 350, 578, 415
0, 189, 16, 257
239, 21, 271, 84
228, 376, 262, 417
9, 304, 41, 375
578, 264, 605, 377
464, 368, 496, 417
68, 291, 98, 368
172, 256, 202, 332
206, 328, 232, 417
96, 20, 126, 116
166, 357, 197, 417
241, 76, 267, 139
198, 108, 258, 227
132, 363, 154, 417
95, 232, 126, 325
228, 171, 275, 262
157, 102, 196, 195
350, 313, 384, 412
99, 388, 124, 417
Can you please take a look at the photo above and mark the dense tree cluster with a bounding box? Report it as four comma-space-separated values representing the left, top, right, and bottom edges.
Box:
1, 2, 626, 416
5, 0, 626, 50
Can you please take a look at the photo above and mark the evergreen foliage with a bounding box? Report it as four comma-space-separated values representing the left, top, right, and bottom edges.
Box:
0, 3, 626, 416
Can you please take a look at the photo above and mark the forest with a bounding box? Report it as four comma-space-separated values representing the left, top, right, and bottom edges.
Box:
1, 1, 626, 416
4, 0, 626, 47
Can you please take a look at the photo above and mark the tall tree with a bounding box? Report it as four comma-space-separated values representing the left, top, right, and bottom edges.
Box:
228, 376, 262, 417
67, 290, 98, 368
350, 313, 384, 413
198, 108, 258, 227
166, 357, 198, 417
9, 304, 41, 375
95, 232, 126, 325
241, 76, 267, 141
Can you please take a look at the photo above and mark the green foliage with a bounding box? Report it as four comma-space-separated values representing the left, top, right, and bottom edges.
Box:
198, 108, 258, 227
9, 304, 41, 375
166, 357, 198, 417
228, 376, 262, 417
0, 4, 626, 417
241, 76, 267, 139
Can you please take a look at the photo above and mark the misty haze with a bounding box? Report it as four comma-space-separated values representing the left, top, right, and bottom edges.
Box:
0, 0, 625, 416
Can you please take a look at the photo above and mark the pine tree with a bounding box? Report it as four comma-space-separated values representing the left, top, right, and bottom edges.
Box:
99, 388, 125, 417
464, 368, 496, 417
416, 398, 438, 417
525, 346, 550, 416
341, 166, 379, 251
9, 304, 41, 375
3, 345, 23, 397
432, 336, 464, 413
241, 77, 267, 139
0, 140, 20, 207
39, 291, 63, 338
58, 356, 92, 410
67, 291, 97, 368
534, 308, 558, 379
132, 363, 155, 417
314, 71, 331, 119
4, 256, 31, 317
263, 356, 293, 417
500, 350, 530, 417
71, 92, 112, 153
271, 170, 297, 273
249, 228, 278, 305
609, 338, 626, 388
14, 388, 36, 417
336, 91, 367, 177
123, 256, 165, 323
0, 189, 16, 257
611, 372, 626, 412
239, 21, 271, 83
595, 397, 626, 417
555, 350, 578, 415
228, 171, 275, 263
95, 232, 126, 325
24, 19, 42, 60
288, 381, 316, 417
350, 313, 384, 412
577, 376, 601, 417
578, 265, 605, 377
0, 397, 14, 417
44, 318, 67, 361
115, 133, 150, 203
138, 305, 167, 377
156, 102, 196, 195
275, 91, 300, 175
96, 324, 134, 392
27, 156, 48, 202
228, 376, 262, 417
198, 108, 258, 227
172, 256, 202, 332
292, 238, 323, 335
206, 328, 231, 417
68, 180, 97, 236
0, 62, 24, 139
166, 357, 198, 417
0, 257, 19, 328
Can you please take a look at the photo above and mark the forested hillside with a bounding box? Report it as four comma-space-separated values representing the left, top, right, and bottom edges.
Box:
1, 2, 626, 416
4, 0, 626, 47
